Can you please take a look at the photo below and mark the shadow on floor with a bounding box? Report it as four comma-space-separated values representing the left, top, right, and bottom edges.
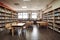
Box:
0, 25, 60, 40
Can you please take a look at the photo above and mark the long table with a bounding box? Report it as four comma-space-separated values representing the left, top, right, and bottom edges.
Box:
37, 21, 48, 28
11, 23, 25, 36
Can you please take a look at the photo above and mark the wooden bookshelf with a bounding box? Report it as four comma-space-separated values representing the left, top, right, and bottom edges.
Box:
0, 6, 17, 28
42, 13, 48, 22
54, 8, 60, 32
48, 11, 54, 30
43, 7, 60, 33
12, 12, 18, 22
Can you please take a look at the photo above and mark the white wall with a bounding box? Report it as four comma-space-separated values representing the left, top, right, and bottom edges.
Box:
52, 0, 60, 9
43, 0, 60, 13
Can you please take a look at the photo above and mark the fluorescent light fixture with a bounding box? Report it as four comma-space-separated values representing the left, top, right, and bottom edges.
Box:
22, 6, 27, 8
14, 3, 20, 5
23, 0, 31, 1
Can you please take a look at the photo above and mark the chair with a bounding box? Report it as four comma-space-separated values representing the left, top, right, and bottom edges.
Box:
12, 22, 18, 34
12, 22, 18, 25
5, 23, 14, 36
26, 21, 33, 28
33, 21, 37, 24
5, 23, 12, 30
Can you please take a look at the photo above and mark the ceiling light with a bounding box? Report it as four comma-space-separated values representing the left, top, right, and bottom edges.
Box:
22, 6, 27, 8
23, 0, 31, 1
14, 3, 20, 5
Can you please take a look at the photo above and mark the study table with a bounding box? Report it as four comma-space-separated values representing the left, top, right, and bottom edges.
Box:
37, 21, 48, 28
11, 23, 25, 36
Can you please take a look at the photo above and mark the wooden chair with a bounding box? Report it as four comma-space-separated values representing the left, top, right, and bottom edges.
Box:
12, 22, 18, 25
5, 23, 12, 29
5, 23, 14, 36
26, 21, 33, 28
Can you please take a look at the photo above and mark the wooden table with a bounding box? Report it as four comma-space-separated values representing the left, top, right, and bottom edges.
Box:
37, 21, 48, 28
11, 23, 25, 36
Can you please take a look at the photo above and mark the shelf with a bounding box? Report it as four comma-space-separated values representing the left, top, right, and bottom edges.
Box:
0, 6, 18, 28
54, 28, 60, 33
49, 26, 53, 29
55, 21, 60, 23
43, 7, 60, 33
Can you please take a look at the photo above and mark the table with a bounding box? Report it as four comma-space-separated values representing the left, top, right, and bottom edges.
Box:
12, 23, 25, 27
37, 21, 48, 28
11, 23, 25, 36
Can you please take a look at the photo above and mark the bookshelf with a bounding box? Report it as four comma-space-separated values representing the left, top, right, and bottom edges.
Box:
0, 6, 5, 28
42, 13, 48, 22
43, 7, 60, 33
12, 12, 18, 22
0, 6, 17, 28
54, 8, 60, 32
47, 11, 54, 29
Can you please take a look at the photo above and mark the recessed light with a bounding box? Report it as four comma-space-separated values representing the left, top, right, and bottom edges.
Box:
23, 0, 31, 1
22, 6, 27, 8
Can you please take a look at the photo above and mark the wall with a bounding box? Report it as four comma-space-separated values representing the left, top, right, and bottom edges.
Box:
43, 0, 60, 13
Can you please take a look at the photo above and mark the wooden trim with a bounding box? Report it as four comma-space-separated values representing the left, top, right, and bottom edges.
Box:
44, 7, 60, 14
0, 2, 15, 12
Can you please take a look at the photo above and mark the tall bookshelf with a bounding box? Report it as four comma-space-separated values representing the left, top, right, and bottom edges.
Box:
42, 13, 48, 22
12, 12, 18, 22
47, 11, 54, 29
0, 6, 5, 28
54, 8, 60, 32
0, 6, 18, 28
43, 7, 60, 33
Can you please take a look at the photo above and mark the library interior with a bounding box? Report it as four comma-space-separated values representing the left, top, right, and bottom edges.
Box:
0, 0, 60, 40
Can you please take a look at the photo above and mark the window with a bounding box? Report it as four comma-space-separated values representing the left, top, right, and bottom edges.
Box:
23, 13, 28, 19
18, 12, 38, 20
31, 13, 37, 19
18, 13, 28, 19
18, 13, 22, 19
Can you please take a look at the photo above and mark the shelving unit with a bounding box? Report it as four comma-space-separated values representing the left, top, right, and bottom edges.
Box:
43, 7, 60, 33
0, 6, 6, 28
42, 13, 48, 22
54, 8, 60, 32
12, 12, 18, 22
0, 6, 18, 28
47, 11, 54, 29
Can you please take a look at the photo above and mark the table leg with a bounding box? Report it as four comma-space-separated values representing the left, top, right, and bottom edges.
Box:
12, 28, 14, 36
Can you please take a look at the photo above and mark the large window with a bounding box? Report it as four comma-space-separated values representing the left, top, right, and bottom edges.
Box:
18, 13, 22, 19
23, 13, 28, 19
31, 13, 37, 19
18, 13, 29, 19
18, 12, 38, 20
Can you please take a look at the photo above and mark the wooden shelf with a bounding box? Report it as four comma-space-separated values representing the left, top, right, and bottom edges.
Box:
0, 6, 17, 28
43, 7, 60, 33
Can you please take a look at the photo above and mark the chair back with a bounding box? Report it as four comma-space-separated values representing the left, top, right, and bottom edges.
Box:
5, 23, 12, 29
12, 22, 17, 25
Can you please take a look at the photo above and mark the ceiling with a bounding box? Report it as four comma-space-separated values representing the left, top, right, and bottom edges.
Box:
0, 0, 53, 11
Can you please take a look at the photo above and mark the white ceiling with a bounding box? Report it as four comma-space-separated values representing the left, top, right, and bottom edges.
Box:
0, 0, 53, 11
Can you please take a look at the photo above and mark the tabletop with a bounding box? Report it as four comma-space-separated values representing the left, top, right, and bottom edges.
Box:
12, 23, 25, 27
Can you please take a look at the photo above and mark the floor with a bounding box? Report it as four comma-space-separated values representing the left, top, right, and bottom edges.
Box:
0, 25, 60, 40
